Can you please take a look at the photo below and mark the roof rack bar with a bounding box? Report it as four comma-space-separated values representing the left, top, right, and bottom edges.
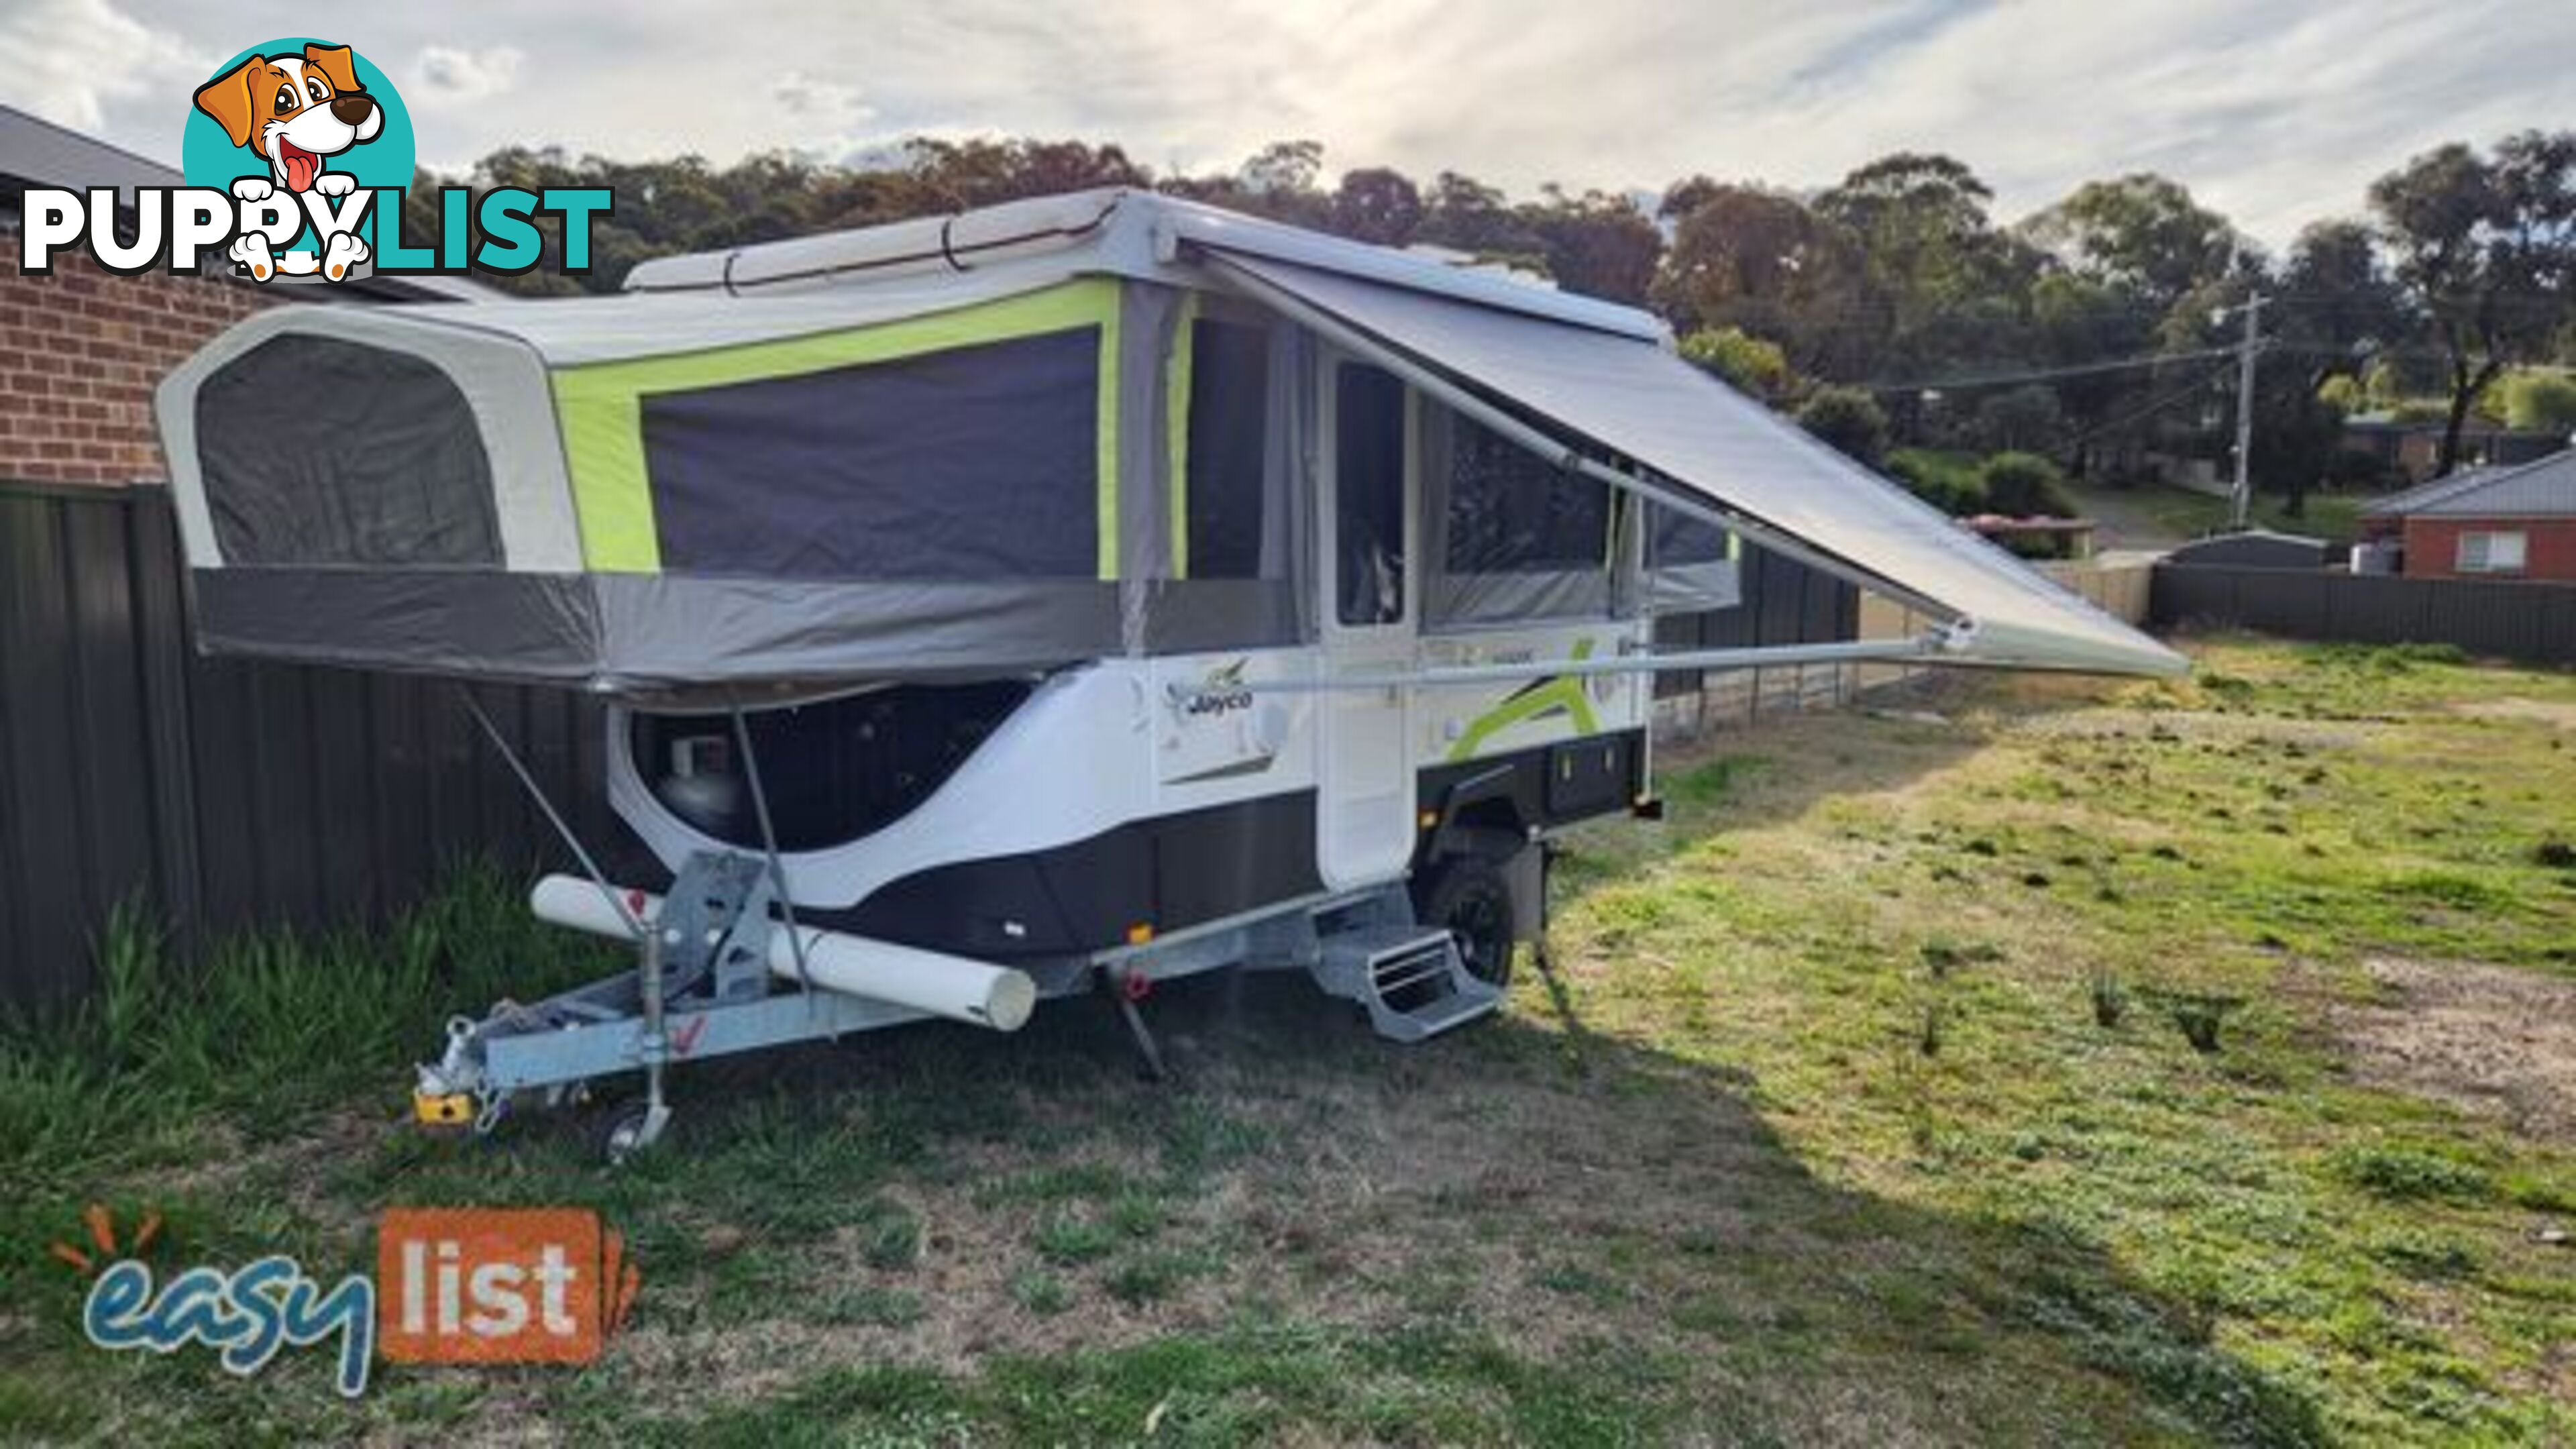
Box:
1197, 250, 1963, 626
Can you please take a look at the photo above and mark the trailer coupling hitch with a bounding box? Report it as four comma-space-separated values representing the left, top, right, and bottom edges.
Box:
412, 1015, 503, 1133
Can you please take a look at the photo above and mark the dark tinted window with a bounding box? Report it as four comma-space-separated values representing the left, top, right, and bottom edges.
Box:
1334, 364, 1406, 625
1650, 504, 1731, 566
1442, 417, 1607, 574
196, 335, 498, 566
644, 328, 1099, 580
631, 682, 1030, 851
1183, 319, 1271, 580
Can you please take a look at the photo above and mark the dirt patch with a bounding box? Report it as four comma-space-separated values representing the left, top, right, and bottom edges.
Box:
2326, 957, 2576, 1145
2453, 697, 2576, 730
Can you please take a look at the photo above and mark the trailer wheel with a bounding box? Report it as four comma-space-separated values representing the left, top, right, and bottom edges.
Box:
600, 1106, 657, 1166
1416, 857, 1517, 990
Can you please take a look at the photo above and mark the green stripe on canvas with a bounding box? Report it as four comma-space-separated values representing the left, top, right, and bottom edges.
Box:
1165, 293, 1198, 579
1096, 293, 1122, 581
550, 384, 657, 572
549, 279, 1124, 574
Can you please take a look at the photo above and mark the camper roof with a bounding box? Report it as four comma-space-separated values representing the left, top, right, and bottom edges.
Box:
620, 187, 1666, 341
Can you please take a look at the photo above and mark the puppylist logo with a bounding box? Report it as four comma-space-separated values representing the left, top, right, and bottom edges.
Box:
15, 37, 611, 285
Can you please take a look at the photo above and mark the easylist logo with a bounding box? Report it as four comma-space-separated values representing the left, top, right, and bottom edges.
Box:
377, 1208, 639, 1368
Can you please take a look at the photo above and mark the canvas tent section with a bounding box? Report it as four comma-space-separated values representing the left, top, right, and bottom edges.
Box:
161, 268, 1218, 688
158, 186, 2179, 693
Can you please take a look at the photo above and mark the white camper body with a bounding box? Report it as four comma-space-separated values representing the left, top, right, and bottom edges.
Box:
155, 189, 2180, 1152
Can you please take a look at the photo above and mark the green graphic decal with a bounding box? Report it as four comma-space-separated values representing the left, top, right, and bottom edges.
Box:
1445, 638, 1599, 761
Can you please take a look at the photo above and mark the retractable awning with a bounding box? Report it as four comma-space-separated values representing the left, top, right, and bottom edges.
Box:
1201, 250, 2186, 678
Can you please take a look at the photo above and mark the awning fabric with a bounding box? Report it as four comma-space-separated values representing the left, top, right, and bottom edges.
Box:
1206, 252, 2185, 678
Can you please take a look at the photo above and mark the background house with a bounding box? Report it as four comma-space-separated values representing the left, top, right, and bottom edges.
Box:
2341, 411, 2569, 486
2358, 449, 2576, 581
0, 105, 484, 486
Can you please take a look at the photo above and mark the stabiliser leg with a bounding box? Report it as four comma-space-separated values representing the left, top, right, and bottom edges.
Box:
1103, 966, 1167, 1082
606, 930, 676, 1165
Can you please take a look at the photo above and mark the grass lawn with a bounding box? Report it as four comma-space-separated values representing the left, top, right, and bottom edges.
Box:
3, 638, 2573, 1445
2104, 485, 2377, 547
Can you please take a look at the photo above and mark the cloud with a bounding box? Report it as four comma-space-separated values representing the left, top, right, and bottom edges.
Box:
0, 0, 209, 133
771, 70, 879, 154
47, 0, 2576, 248
409, 45, 525, 105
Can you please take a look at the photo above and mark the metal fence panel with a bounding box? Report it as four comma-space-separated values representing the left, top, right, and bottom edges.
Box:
0, 482, 632, 1009
2151, 564, 2576, 666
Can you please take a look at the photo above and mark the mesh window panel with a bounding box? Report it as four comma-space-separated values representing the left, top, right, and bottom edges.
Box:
196, 335, 498, 566
643, 328, 1100, 580
1183, 319, 1271, 580
1335, 364, 1406, 625
1442, 415, 1607, 574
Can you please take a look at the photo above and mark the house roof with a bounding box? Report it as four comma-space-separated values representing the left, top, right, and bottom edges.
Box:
0, 104, 175, 208
2363, 447, 2576, 519
0, 103, 500, 305
2344, 411, 2561, 441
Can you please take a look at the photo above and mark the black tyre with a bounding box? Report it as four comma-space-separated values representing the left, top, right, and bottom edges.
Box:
1414, 855, 1519, 990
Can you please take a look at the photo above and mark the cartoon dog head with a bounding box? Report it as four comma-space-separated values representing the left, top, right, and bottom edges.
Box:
193, 44, 383, 194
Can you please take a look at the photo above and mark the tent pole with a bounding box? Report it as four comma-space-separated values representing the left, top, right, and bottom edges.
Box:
727, 696, 814, 994
458, 688, 645, 941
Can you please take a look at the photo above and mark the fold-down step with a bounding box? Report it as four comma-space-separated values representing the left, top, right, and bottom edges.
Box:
1316, 923, 1503, 1043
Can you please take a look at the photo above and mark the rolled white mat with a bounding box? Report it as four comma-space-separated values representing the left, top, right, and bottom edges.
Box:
530, 875, 1036, 1032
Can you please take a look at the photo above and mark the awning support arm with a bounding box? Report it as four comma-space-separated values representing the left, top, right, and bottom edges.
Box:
727, 694, 812, 994
458, 689, 645, 942
1197, 249, 1964, 626
1167, 632, 1957, 700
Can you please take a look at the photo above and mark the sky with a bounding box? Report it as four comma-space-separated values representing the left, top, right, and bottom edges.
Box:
7, 0, 2573, 249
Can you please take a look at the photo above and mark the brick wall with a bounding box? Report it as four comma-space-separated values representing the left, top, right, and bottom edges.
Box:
2400, 515, 2576, 583
0, 223, 274, 487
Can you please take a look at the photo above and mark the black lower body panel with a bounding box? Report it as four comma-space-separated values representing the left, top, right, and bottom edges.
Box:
820, 728, 1646, 963
820, 791, 1322, 960
1415, 729, 1646, 857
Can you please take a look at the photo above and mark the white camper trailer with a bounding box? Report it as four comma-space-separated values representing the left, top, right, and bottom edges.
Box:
155, 189, 2182, 1156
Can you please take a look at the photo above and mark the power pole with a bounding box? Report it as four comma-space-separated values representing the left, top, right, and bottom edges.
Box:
2229, 292, 2268, 531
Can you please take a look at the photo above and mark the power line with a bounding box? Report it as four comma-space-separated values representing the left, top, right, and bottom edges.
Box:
1859, 345, 2239, 394
2061, 360, 2238, 447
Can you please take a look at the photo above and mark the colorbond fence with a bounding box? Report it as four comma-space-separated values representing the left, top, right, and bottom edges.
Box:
2151, 564, 2576, 666
1, 481, 1854, 1009
0, 482, 630, 1009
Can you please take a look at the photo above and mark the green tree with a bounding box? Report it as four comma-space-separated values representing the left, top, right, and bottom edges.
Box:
2503, 372, 2576, 431
1656, 183, 1872, 376
2369, 131, 2576, 474
1978, 451, 2074, 517
1519, 186, 1662, 305
2261, 219, 2416, 512
1679, 326, 1795, 401
1816, 153, 2040, 377
1328, 166, 1423, 246
1974, 384, 2064, 452
2316, 374, 2366, 413
2019, 173, 2244, 318
1796, 386, 1891, 466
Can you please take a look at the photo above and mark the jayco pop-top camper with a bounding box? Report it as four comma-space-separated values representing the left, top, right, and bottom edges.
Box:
156, 189, 2183, 1157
